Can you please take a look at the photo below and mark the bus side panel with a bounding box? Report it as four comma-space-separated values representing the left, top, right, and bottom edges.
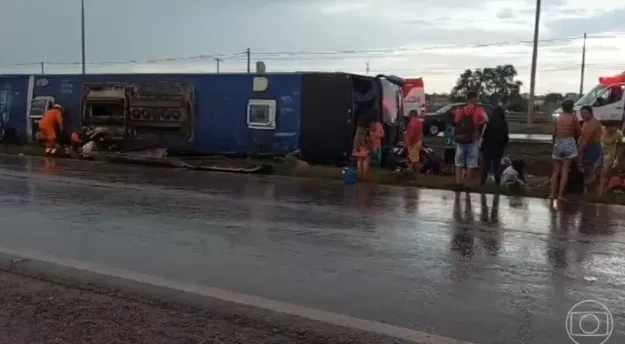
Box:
0, 75, 31, 141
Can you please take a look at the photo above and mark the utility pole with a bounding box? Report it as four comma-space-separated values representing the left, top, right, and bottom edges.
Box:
215, 58, 222, 73
40, 61, 45, 74
80, 0, 86, 74
366, 62, 370, 74
526, 0, 541, 127
579, 33, 587, 97
246, 48, 251, 73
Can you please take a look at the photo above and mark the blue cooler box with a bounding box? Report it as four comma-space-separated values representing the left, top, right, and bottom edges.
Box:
343, 168, 357, 184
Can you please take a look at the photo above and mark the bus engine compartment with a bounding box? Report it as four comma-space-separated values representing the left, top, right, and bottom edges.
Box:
80, 82, 194, 147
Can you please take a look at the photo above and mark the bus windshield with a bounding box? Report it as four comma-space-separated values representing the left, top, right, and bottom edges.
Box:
380, 78, 401, 124
575, 84, 606, 106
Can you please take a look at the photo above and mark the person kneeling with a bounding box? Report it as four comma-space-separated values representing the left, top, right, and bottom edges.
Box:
501, 160, 526, 192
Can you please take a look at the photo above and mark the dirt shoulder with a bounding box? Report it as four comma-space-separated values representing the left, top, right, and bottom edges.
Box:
0, 260, 407, 344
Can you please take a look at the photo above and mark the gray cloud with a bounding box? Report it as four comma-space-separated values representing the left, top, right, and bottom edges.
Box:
0, 0, 622, 93
496, 8, 516, 20
545, 7, 625, 37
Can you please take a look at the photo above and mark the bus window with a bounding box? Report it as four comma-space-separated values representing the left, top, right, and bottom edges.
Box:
380, 78, 400, 124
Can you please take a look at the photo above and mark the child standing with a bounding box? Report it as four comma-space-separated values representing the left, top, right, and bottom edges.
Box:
352, 133, 371, 179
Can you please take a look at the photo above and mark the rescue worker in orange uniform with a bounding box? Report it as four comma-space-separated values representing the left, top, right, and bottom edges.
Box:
38, 104, 64, 156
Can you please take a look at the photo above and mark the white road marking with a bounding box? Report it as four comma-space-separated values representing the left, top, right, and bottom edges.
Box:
0, 245, 475, 344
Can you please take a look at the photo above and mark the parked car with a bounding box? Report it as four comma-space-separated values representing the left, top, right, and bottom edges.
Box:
423, 103, 495, 136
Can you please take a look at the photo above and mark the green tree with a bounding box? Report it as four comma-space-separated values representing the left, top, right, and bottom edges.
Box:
450, 65, 523, 105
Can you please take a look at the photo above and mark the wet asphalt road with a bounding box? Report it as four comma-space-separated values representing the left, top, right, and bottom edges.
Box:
0, 155, 624, 344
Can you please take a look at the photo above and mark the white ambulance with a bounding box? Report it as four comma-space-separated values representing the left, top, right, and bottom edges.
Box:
553, 72, 625, 126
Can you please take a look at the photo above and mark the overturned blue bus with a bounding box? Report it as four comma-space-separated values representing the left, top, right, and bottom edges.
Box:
0, 72, 403, 164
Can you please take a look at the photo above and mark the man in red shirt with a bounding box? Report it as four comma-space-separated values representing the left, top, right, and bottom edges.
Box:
452, 92, 488, 190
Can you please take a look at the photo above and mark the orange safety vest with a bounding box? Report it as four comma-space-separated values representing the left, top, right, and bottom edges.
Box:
39, 108, 63, 131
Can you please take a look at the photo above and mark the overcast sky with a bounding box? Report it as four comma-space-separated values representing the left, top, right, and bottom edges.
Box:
1, 0, 624, 94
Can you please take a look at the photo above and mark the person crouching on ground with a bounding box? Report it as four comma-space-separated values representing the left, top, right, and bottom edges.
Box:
501, 159, 526, 192
368, 119, 385, 167
453, 91, 488, 191
480, 105, 509, 186
404, 110, 423, 174
37, 104, 64, 156
599, 124, 622, 196
549, 99, 581, 200
70, 128, 85, 152
70, 126, 95, 157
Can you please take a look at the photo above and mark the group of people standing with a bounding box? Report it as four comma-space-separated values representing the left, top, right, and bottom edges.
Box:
449, 94, 623, 198
550, 99, 622, 200
352, 105, 424, 178
352, 115, 385, 177
350, 92, 623, 200
352, 91, 513, 186
451, 91, 516, 191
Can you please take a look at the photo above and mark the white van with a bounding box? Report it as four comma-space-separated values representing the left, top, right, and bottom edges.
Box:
553, 72, 625, 126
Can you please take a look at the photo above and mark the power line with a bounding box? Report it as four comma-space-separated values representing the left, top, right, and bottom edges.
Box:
3, 32, 623, 69
336, 64, 624, 75
236, 63, 622, 75
6, 52, 247, 67
248, 32, 624, 56
12, 61, 623, 73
